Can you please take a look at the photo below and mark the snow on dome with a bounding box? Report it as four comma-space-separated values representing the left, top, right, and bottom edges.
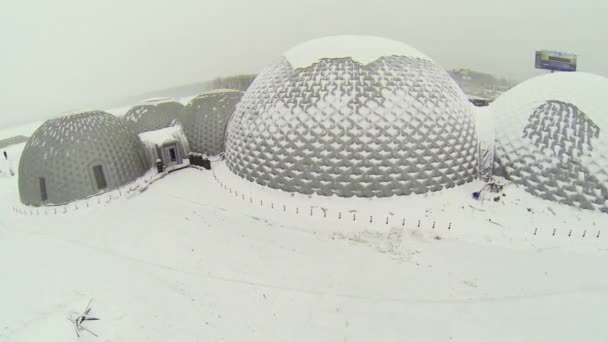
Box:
18, 111, 149, 206
283, 35, 432, 70
143, 97, 172, 104
177, 89, 243, 155
225, 36, 478, 198
123, 100, 184, 134
490, 72, 608, 213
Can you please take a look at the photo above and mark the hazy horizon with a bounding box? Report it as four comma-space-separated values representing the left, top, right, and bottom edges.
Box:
1, 0, 606, 129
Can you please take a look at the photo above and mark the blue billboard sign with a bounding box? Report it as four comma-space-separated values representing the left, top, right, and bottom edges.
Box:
535, 50, 577, 72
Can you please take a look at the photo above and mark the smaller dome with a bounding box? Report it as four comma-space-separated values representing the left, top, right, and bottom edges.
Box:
124, 100, 184, 134
18, 110, 149, 206
491, 72, 608, 212
178, 89, 243, 155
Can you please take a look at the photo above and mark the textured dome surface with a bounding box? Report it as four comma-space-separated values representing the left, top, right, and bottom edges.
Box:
178, 89, 243, 155
225, 36, 478, 198
491, 72, 608, 213
19, 111, 149, 206
123, 99, 184, 134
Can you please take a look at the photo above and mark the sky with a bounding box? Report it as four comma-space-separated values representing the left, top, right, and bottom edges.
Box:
0, 0, 606, 129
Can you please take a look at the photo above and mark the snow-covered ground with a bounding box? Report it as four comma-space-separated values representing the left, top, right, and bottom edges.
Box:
0, 143, 26, 177
1, 148, 608, 341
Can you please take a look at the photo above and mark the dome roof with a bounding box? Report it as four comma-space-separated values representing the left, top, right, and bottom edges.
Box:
225, 36, 478, 198
178, 89, 243, 155
18, 110, 149, 206
124, 100, 184, 134
283, 35, 432, 69
491, 72, 608, 212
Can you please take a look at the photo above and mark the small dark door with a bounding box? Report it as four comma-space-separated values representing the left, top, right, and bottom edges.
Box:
39, 177, 47, 201
92, 165, 107, 190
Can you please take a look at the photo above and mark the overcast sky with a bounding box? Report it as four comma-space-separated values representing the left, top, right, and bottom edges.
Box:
1, 0, 606, 129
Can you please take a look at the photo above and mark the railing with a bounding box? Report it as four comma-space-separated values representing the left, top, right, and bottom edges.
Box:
206, 163, 604, 243
205, 164, 455, 233
13, 170, 162, 216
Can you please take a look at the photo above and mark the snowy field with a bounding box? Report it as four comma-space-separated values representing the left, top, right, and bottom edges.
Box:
1, 145, 608, 341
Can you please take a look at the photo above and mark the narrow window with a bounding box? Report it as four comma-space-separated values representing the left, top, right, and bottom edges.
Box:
39, 177, 47, 201
92, 165, 107, 190
169, 147, 177, 162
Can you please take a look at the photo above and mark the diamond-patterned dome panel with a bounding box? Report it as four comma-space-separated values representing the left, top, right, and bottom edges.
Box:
495, 100, 608, 213
178, 90, 244, 155
124, 101, 184, 134
225, 56, 478, 198
19, 111, 149, 206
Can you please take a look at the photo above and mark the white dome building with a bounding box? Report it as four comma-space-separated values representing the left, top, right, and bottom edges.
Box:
18, 111, 150, 206
225, 35, 478, 197
178, 90, 243, 156
491, 72, 608, 213
123, 99, 184, 134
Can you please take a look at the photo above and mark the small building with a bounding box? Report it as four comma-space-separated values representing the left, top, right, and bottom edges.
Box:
138, 125, 190, 171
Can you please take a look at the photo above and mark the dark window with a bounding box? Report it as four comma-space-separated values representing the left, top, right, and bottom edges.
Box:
169, 147, 177, 162
92, 165, 107, 190
39, 177, 47, 201
547, 56, 571, 63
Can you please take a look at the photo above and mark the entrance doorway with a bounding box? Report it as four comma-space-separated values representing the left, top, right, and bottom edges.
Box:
164, 145, 178, 167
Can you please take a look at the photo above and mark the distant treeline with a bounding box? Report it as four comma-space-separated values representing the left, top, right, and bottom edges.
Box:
0, 135, 29, 149
207, 74, 257, 92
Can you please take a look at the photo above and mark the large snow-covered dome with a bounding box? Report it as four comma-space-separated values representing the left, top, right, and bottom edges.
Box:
178, 89, 243, 155
123, 99, 184, 134
491, 72, 608, 213
18, 111, 149, 206
225, 35, 478, 198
